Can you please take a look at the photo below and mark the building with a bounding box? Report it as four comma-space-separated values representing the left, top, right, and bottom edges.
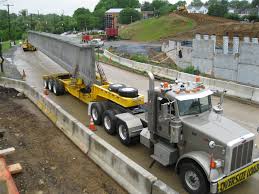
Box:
142, 11, 154, 19
105, 8, 141, 29
187, 5, 208, 14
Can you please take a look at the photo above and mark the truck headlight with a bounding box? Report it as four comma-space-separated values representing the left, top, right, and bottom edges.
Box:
210, 159, 224, 169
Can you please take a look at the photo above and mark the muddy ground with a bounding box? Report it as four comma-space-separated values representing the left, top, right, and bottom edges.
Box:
0, 86, 127, 194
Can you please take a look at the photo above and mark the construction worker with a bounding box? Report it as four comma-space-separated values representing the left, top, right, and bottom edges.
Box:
0, 41, 4, 73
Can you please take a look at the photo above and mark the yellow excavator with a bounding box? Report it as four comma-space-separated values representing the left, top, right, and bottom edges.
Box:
177, 5, 188, 13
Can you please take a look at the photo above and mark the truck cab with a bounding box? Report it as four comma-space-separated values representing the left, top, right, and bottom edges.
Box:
139, 72, 259, 194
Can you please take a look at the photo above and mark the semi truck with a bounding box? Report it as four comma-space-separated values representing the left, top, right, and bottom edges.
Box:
28, 32, 259, 194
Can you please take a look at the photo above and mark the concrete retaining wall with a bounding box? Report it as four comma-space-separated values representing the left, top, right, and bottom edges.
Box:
28, 31, 96, 85
0, 77, 178, 194
104, 49, 259, 104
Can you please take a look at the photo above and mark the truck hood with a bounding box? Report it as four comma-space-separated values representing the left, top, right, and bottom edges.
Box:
181, 111, 254, 145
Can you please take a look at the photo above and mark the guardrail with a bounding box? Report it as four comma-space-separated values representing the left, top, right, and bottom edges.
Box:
104, 49, 259, 104
0, 77, 178, 194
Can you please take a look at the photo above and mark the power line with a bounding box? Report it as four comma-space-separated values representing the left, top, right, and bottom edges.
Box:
4, 4, 14, 41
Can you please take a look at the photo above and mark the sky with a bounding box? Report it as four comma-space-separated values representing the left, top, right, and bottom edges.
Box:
0, 0, 198, 16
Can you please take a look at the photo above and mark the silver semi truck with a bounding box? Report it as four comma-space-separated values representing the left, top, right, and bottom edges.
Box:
89, 72, 259, 194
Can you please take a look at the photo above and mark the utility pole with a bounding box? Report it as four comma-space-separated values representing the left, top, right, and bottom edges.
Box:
4, 4, 14, 43
30, 13, 33, 30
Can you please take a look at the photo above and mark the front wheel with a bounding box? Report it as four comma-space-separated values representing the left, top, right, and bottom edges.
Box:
180, 162, 209, 194
90, 103, 104, 125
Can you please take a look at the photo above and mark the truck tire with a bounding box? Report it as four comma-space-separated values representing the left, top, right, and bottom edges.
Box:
117, 120, 132, 146
48, 79, 54, 92
90, 103, 104, 125
53, 80, 65, 96
43, 79, 48, 89
118, 87, 138, 98
109, 83, 126, 93
179, 162, 209, 194
102, 109, 118, 135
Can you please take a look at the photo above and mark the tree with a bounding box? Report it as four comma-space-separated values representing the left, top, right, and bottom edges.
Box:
191, 0, 204, 7
175, 1, 187, 7
73, 8, 95, 30
252, 0, 259, 7
118, 8, 141, 24
208, 3, 228, 17
141, 1, 153, 11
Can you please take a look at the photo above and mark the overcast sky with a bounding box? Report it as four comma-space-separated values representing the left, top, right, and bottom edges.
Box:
0, 0, 201, 16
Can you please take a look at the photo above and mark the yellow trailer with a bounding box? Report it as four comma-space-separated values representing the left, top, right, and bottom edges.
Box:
43, 71, 145, 144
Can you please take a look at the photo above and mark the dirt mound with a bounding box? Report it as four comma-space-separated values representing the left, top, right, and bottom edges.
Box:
174, 12, 235, 25
170, 13, 259, 43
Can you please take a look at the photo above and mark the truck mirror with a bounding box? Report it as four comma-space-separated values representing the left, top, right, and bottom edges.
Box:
209, 141, 216, 149
257, 127, 259, 134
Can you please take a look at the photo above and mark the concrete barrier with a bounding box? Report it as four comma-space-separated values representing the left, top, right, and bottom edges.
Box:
0, 77, 177, 194
104, 49, 259, 104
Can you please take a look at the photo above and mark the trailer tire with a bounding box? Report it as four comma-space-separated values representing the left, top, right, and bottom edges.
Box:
90, 103, 103, 125
102, 110, 118, 135
53, 80, 65, 96
48, 79, 54, 92
179, 162, 209, 194
118, 87, 138, 98
109, 83, 126, 93
117, 120, 132, 146
43, 79, 48, 89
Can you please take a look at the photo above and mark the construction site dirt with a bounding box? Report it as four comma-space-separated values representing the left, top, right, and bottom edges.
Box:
0, 86, 127, 194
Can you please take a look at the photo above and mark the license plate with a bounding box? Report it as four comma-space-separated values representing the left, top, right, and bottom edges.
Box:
218, 161, 259, 193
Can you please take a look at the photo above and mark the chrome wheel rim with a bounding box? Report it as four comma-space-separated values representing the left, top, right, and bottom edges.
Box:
92, 108, 98, 121
44, 80, 48, 89
118, 124, 127, 141
104, 116, 111, 130
48, 81, 52, 90
53, 84, 57, 94
185, 171, 200, 191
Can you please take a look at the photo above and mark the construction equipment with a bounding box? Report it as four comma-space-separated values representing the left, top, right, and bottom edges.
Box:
29, 32, 259, 194
21, 40, 37, 52
177, 5, 188, 13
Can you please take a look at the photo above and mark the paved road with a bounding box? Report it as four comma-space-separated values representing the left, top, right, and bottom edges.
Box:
13, 48, 259, 194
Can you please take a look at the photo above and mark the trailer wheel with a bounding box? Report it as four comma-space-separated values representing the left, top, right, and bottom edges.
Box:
48, 79, 54, 92
117, 120, 131, 145
179, 162, 209, 194
118, 87, 138, 98
43, 79, 48, 89
103, 110, 118, 135
53, 80, 65, 96
90, 103, 103, 125
109, 83, 126, 93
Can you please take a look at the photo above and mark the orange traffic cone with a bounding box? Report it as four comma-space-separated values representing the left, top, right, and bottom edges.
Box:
89, 117, 96, 131
22, 69, 26, 80
43, 88, 49, 96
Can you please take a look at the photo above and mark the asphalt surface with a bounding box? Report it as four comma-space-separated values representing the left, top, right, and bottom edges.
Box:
13, 48, 259, 194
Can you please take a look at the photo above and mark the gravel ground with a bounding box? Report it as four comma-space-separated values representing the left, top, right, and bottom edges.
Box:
0, 86, 127, 194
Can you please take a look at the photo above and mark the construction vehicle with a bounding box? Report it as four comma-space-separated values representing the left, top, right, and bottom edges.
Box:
108, 72, 259, 194
30, 32, 259, 194
177, 5, 188, 13
21, 40, 37, 51
105, 28, 118, 39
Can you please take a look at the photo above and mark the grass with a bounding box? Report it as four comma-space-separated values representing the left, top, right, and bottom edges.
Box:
119, 14, 196, 42
1, 41, 11, 53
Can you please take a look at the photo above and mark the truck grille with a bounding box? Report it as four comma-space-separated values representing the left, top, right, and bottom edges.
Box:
230, 140, 253, 172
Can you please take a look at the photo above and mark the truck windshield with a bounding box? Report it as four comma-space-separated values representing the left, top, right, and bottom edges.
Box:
178, 96, 211, 116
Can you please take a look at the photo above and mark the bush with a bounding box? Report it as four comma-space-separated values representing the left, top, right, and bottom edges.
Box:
130, 54, 149, 63
242, 14, 259, 22
224, 13, 240, 21
183, 66, 200, 75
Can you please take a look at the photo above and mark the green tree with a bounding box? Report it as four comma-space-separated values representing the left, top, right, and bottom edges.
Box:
208, 1, 228, 17
141, 1, 153, 11
252, 0, 259, 7
119, 8, 141, 24
191, 0, 204, 7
